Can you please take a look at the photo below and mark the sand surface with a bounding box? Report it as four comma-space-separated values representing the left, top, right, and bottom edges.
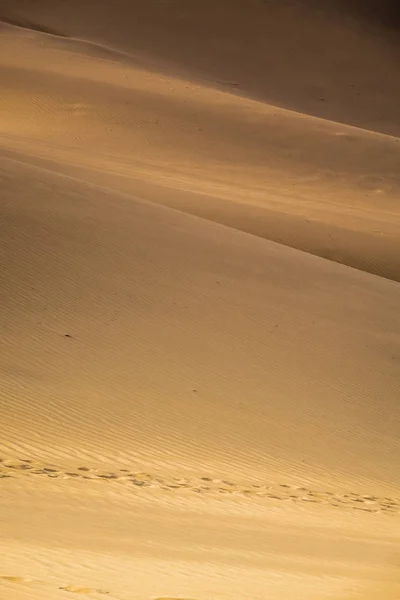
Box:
1, 2, 399, 599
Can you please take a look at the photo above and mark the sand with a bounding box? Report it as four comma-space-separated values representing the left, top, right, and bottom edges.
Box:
0, 2, 399, 599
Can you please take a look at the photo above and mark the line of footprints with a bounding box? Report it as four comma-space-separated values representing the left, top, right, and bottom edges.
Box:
1, 457, 399, 515
0, 576, 109, 596
0, 576, 187, 598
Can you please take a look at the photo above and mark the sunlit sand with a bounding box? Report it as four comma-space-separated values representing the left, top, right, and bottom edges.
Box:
1, 2, 399, 599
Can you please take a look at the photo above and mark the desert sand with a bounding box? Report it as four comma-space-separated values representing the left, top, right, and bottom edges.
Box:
0, 1, 399, 599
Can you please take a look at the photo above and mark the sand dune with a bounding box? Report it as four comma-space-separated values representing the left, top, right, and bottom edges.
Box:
2, 0, 400, 135
1, 27, 399, 281
1, 151, 400, 488
0, 2, 399, 599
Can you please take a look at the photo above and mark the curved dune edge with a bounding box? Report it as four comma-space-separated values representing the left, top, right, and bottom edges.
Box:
2, 0, 400, 135
1, 28, 399, 282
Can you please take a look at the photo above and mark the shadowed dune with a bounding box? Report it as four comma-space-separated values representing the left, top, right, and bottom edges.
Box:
2, 0, 400, 135
1, 27, 399, 281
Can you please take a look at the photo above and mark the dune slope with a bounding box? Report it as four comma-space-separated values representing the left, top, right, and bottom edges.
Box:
1, 147, 400, 600
0, 2, 399, 599
1, 28, 399, 281
1, 152, 400, 487
2, 0, 400, 135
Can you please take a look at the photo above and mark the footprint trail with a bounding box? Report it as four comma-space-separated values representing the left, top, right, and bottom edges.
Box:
1, 457, 399, 515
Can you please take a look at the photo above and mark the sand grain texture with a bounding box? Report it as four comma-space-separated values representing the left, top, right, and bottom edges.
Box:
0, 1, 399, 599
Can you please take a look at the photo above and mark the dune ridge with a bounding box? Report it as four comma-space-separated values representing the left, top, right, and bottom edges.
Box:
1, 27, 399, 281
2, 0, 400, 135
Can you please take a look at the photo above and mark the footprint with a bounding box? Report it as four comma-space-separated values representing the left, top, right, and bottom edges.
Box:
131, 472, 152, 481
0, 575, 109, 596
60, 585, 109, 595
4, 463, 32, 470
0, 575, 29, 583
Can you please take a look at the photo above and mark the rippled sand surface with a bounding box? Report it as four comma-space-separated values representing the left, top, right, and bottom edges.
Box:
1, 2, 399, 599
